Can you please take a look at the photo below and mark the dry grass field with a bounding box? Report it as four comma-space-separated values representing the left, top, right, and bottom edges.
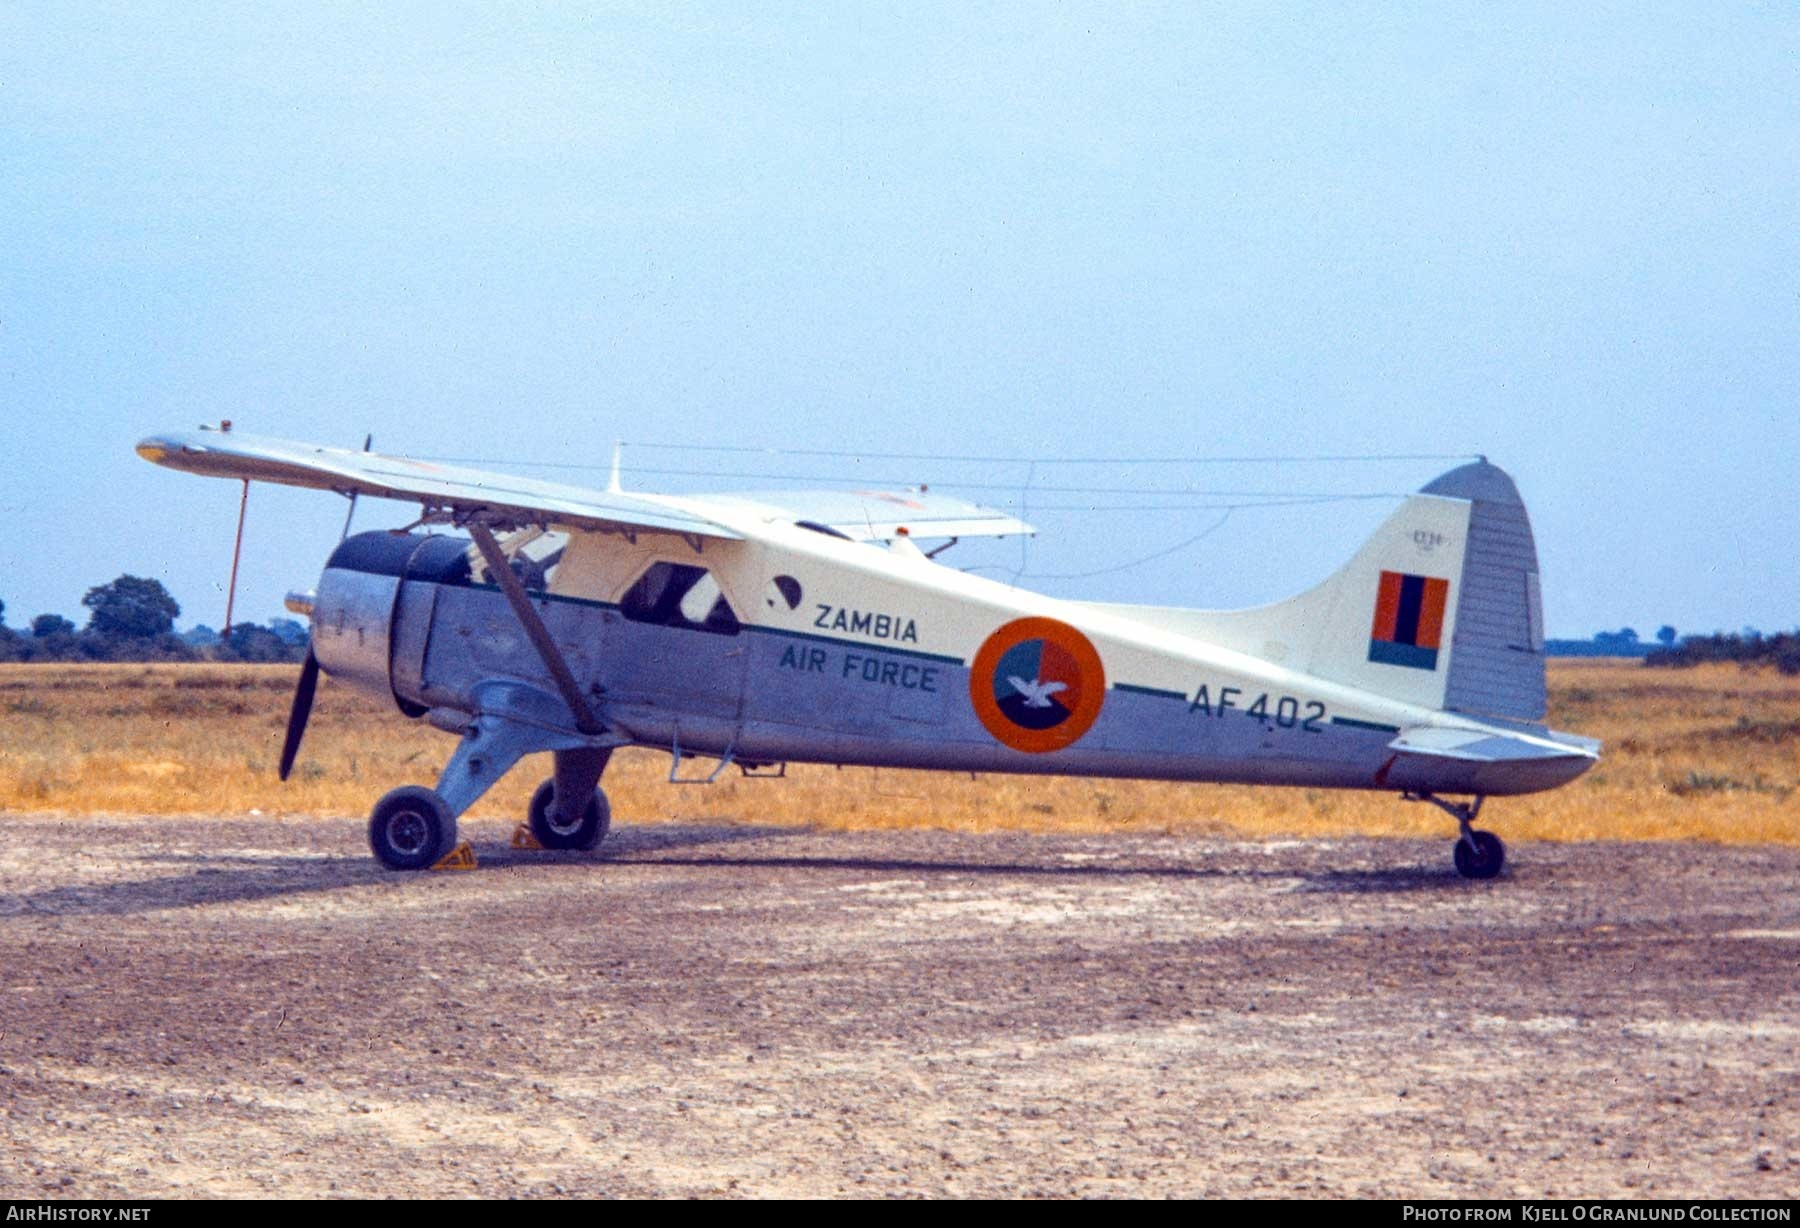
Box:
4, 661, 1800, 1197
0, 659, 1795, 846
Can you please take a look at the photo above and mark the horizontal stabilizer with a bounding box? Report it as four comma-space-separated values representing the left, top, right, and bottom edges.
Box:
137, 428, 741, 540
1389, 726, 1598, 762
1383, 725, 1598, 796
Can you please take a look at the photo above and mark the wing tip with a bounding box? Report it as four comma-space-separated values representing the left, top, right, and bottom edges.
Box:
136, 433, 198, 466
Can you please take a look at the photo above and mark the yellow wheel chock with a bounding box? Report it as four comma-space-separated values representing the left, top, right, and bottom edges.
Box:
510, 823, 543, 850
431, 840, 478, 871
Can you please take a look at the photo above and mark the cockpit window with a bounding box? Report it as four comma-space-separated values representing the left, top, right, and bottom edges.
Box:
621, 562, 741, 636
469, 528, 568, 593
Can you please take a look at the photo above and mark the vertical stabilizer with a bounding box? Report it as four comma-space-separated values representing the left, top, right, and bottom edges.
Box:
1078, 459, 1550, 724
1421, 461, 1547, 723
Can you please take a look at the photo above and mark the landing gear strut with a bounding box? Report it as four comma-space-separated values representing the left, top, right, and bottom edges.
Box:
1406, 792, 1505, 880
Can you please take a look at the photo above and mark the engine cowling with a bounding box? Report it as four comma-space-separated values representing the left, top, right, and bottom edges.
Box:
310, 531, 472, 714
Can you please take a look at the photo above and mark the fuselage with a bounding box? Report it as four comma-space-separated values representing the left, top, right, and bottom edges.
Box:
312, 500, 1595, 798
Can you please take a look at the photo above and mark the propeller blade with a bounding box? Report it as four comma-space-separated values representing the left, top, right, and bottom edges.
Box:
278, 650, 321, 782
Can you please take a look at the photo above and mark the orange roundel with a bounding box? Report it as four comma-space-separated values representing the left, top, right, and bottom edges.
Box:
969, 617, 1107, 753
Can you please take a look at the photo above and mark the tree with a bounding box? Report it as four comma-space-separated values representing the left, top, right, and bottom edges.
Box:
222, 622, 300, 662
267, 617, 309, 647
31, 614, 75, 638
1656, 625, 1678, 647
81, 576, 180, 639
181, 625, 221, 648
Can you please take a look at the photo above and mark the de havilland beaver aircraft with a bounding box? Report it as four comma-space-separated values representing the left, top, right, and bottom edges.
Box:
137, 426, 1599, 879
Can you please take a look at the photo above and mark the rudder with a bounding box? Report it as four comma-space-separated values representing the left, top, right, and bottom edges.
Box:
1420, 461, 1547, 723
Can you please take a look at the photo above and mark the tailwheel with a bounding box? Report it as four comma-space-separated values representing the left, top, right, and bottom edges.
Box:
369, 785, 455, 871
528, 778, 611, 851
1406, 792, 1506, 880
1453, 829, 1505, 880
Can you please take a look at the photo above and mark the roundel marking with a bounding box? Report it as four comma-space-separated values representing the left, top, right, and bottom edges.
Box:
969, 617, 1107, 753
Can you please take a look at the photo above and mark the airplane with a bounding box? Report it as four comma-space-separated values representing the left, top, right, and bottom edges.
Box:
136, 424, 1599, 879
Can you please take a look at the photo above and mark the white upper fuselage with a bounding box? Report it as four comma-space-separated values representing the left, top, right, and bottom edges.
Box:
533, 489, 1594, 794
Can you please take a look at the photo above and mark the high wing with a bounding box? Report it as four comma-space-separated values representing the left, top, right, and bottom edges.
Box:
680, 489, 1034, 542
138, 427, 1033, 544
136, 427, 740, 540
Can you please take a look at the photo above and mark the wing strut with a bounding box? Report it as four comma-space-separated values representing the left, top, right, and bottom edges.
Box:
467, 521, 605, 736
224, 478, 249, 636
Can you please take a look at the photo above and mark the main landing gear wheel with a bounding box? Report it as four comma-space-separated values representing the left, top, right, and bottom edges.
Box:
369, 786, 455, 871
528, 778, 611, 851
1454, 830, 1505, 880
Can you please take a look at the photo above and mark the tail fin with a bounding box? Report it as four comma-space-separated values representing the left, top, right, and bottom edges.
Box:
1082, 460, 1548, 723
1418, 461, 1547, 723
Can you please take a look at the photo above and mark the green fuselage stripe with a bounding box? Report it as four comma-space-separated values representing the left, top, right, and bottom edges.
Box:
1331, 716, 1400, 734
477, 581, 964, 664
1114, 682, 1187, 701
471, 581, 619, 612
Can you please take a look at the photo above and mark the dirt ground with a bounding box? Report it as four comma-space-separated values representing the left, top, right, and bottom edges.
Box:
1, 815, 1797, 1199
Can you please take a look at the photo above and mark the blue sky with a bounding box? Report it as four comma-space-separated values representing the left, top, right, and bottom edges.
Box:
3, 3, 1795, 637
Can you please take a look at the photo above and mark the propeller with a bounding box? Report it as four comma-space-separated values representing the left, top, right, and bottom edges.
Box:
279, 431, 366, 783
278, 649, 320, 782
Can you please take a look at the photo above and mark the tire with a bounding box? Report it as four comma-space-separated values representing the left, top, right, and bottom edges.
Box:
528, 778, 611, 851
369, 786, 454, 871
1453, 830, 1505, 880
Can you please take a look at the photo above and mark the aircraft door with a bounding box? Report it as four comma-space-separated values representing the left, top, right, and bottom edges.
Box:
600, 560, 748, 750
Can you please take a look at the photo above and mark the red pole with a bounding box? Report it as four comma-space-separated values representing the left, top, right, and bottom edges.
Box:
224, 478, 249, 637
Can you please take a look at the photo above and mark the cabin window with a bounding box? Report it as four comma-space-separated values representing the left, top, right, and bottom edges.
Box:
620, 562, 741, 636
795, 520, 853, 541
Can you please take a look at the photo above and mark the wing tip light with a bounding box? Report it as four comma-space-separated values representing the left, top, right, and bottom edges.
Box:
136, 433, 198, 466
